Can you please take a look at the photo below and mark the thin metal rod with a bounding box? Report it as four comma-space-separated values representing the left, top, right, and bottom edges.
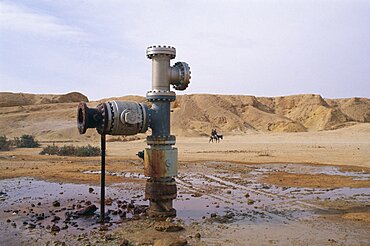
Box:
100, 134, 106, 223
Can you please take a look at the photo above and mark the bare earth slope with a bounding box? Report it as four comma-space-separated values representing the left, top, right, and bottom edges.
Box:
171, 94, 369, 136
0, 92, 88, 107
0, 92, 369, 140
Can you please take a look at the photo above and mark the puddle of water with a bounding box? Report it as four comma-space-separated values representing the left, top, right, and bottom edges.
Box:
249, 163, 370, 180
82, 170, 146, 179
0, 177, 147, 244
1, 162, 369, 244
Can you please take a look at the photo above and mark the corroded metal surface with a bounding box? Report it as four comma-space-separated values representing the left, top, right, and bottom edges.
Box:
144, 148, 178, 178
145, 178, 177, 200
145, 178, 177, 217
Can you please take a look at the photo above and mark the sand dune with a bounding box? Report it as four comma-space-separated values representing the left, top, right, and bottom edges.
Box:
0, 92, 369, 140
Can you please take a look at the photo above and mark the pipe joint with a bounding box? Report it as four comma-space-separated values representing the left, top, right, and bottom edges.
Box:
77, 101, 148, 135
146, 45, 191, 92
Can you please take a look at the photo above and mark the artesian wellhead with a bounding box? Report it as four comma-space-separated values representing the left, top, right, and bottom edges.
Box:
77, 45, 191, 218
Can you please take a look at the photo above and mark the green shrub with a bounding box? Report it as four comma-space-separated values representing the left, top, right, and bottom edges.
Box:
0, 135, 10, 151
75, 145, 100, 156
58, 145, 77, 156
39, 144, 59, 155
40, 144, 100, 157
14, 134, 40, 148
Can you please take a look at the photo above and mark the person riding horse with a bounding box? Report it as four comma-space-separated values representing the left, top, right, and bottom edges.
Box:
209, 129, 223, 143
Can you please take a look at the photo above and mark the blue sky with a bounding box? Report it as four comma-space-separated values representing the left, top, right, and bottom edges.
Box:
1, 0, 369, 100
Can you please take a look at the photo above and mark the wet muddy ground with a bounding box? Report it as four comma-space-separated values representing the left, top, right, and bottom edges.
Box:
1, 162, 369, 245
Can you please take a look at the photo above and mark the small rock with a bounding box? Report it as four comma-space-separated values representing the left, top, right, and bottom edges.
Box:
105, 197, 113, 206
244, 193, 250, 198
191, 193, 202, 197
52, 201, 61, 207
226, 190, 232, 194
165, 225, 184, 232
88, 187, 94, 193
51, 216, 61, 222
6, 219, 11, 223
36, 215, 44, 221
51, 225, 60, 232
76, 204, 97, 216
28, 223, 36, 229
195, 232, 201, 239
224, 212, 235, 219
11, 222, 16, 227
210, 213, 217, 218
154, 222, 184, 232
247, 199, 255, 205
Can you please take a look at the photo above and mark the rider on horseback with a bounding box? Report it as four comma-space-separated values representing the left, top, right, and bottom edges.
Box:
211, 129, 218, 138
209, 129, 221, 143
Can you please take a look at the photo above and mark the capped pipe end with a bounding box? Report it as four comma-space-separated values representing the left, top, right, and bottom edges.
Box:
170, 62, 191, 91
77, 102, 89, 134
146, 45, 176, 59
77, 102, 104, 134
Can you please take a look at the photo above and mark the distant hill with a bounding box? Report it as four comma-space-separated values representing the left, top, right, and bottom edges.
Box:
0, 92, 369, 140
0, 92, 88, 107
171, 94, 370, 136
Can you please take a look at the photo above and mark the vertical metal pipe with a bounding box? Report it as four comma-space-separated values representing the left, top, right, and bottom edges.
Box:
152, 56, 171, 91
100, 134, 106, 223
150, 101, 171, 137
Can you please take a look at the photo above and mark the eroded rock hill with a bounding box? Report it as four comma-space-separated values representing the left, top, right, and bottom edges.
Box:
0, 92, 369, 140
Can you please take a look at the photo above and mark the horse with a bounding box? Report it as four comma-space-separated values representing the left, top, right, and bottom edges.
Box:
209, 134, 223, 143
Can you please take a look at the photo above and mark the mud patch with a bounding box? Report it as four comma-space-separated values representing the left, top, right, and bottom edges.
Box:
1, 162, 370, 245
262, 172, 370, 188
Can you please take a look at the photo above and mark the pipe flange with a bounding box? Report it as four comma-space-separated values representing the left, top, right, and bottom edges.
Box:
146, 90, 176, 102
146, 45, 176, 59
147, 135, 176, 145
171, 62, 191, 91
106, 102, 115, 134
96, 103, 108, 135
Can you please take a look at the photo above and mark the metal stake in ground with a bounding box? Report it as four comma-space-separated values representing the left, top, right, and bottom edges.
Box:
100, 134, 106, 223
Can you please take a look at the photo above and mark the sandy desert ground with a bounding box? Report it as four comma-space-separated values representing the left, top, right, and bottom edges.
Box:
0, 92, 369, 245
